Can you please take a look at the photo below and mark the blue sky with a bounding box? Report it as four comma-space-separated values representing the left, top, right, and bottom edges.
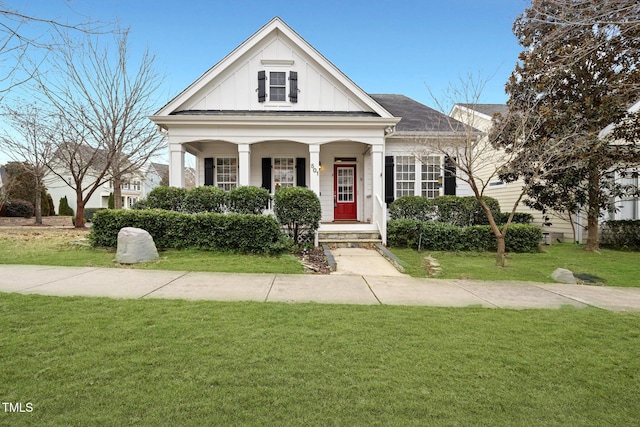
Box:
1, 0, 527, 165
15, 0, 527, 106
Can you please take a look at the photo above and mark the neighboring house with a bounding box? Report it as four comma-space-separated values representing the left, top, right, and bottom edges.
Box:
450, 103, 579, 242
149, 17, 471, 243
47, 160, 169, 212
601, 99, 640, 221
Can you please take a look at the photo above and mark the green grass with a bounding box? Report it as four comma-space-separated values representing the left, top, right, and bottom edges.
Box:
0, 228, 303, 274
391, 243, 640, 287
1, 293, 639, 425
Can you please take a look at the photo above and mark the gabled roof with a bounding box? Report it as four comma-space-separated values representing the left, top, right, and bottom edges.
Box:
150, 162, 169, 178
454, 103, 508, 119
371, 94, 473, 133
155, 17, 393, 119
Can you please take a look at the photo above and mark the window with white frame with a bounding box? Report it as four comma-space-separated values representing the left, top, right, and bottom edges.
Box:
216, 157, 237, 191
395, 155, 443, 199
421, 156, 441, 198
129, 197, 138, 208
273, 157, 295, 189
269, 72, 286, 102
133, 180, 141, 191
395, 156, 415, 197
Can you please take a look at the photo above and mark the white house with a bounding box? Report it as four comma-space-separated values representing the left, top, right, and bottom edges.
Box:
150, 17, 471, 244
47, 161, 169, 212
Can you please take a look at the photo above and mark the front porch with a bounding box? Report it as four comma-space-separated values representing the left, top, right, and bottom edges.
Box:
168, 137, 389, 244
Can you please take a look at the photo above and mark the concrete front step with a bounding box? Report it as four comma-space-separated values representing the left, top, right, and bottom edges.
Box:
318, 231, 382, 248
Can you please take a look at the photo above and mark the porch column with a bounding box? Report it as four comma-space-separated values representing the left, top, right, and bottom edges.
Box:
372, 144, 387, 244
372, 145, 384, 200
169, 143, 185, 188
238, 144, 251, 186
309, 144, 320, 196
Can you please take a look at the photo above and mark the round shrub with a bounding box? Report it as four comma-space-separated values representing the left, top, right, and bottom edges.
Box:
140, 186, 187, 211
225, 186, 271, 215
273, 186, 321, 245
5, 199, 34, 218
183, 186, 226, 213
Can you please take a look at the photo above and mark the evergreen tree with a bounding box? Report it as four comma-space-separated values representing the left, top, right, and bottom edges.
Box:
495, 0, 640, 251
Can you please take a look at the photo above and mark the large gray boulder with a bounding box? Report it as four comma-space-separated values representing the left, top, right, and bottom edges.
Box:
551, 268, 577, 285
115, 227, 159, 264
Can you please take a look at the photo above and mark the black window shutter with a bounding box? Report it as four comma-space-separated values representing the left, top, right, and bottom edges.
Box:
289, 71, 298, 103
385, 156, 395, 204
296, 157, 306, 187
258, 71, 266, 102
444, 156, 456, 196
261, 157, 272, 192
204, 157, 214, 186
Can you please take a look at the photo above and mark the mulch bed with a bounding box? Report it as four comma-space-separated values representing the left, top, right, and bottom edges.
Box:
296, 247, 331, 274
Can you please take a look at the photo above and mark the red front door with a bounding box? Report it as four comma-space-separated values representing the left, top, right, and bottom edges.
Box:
334, 165, 357, 220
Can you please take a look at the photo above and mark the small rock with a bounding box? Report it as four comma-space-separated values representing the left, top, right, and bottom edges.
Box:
551, 268, 577, 284
115, 227, 159, 264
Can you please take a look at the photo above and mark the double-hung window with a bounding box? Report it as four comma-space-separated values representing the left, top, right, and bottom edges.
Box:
269, 72, 286, 102
394, 155, 443, 199
257, 68, 298, 103
395, 156, 415, 197
273, 157, 295, 189
421, 156, 441, 198
216, 157, 237, 191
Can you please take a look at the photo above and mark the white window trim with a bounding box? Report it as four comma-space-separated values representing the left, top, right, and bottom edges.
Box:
273, 156, 296, 191
395, 155, 444, 199
215, 157, 238, 191
263, 67, 294, 108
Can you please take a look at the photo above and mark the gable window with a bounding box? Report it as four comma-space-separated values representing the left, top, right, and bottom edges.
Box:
257, 69, 298, 103
269, 72, 286, 102
273, 157, 295, 189
216, 157, 237, 191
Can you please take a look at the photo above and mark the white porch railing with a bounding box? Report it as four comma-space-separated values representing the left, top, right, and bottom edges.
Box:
374, 194, 387, 245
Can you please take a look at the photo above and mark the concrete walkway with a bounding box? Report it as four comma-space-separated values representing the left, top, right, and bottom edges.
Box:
1, 264, 640, 311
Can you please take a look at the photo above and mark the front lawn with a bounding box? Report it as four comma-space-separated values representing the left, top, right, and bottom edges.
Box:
391, 243, 640, 287
1, 293, 639, 425
0, 227, 303, 274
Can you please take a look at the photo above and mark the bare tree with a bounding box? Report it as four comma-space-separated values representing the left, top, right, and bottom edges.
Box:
412, 75, 577, 266
34, 30, 164, 227
0, 102, 56, 224
0, 2, 110, 99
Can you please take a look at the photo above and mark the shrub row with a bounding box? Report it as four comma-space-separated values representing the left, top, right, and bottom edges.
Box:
387, 219, 542, 253
133, 185, 270, 214
89, 209, 290, 254
389, 195, 533, 226
600, 220, 640, 251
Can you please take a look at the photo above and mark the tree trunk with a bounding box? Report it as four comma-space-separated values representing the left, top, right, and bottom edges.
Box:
495, 234, 506, 267
585, 168, 600, 251
34, 187, 42, 225
75, 189, 85, 228
113, 175, 123, 209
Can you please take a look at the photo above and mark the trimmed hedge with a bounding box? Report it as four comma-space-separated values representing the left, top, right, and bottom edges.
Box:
600, 220, 640, 251
389, 195, 502, 226
89, 209, 290, 254
498, 212, 535, 225
387, 219, 542, 253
